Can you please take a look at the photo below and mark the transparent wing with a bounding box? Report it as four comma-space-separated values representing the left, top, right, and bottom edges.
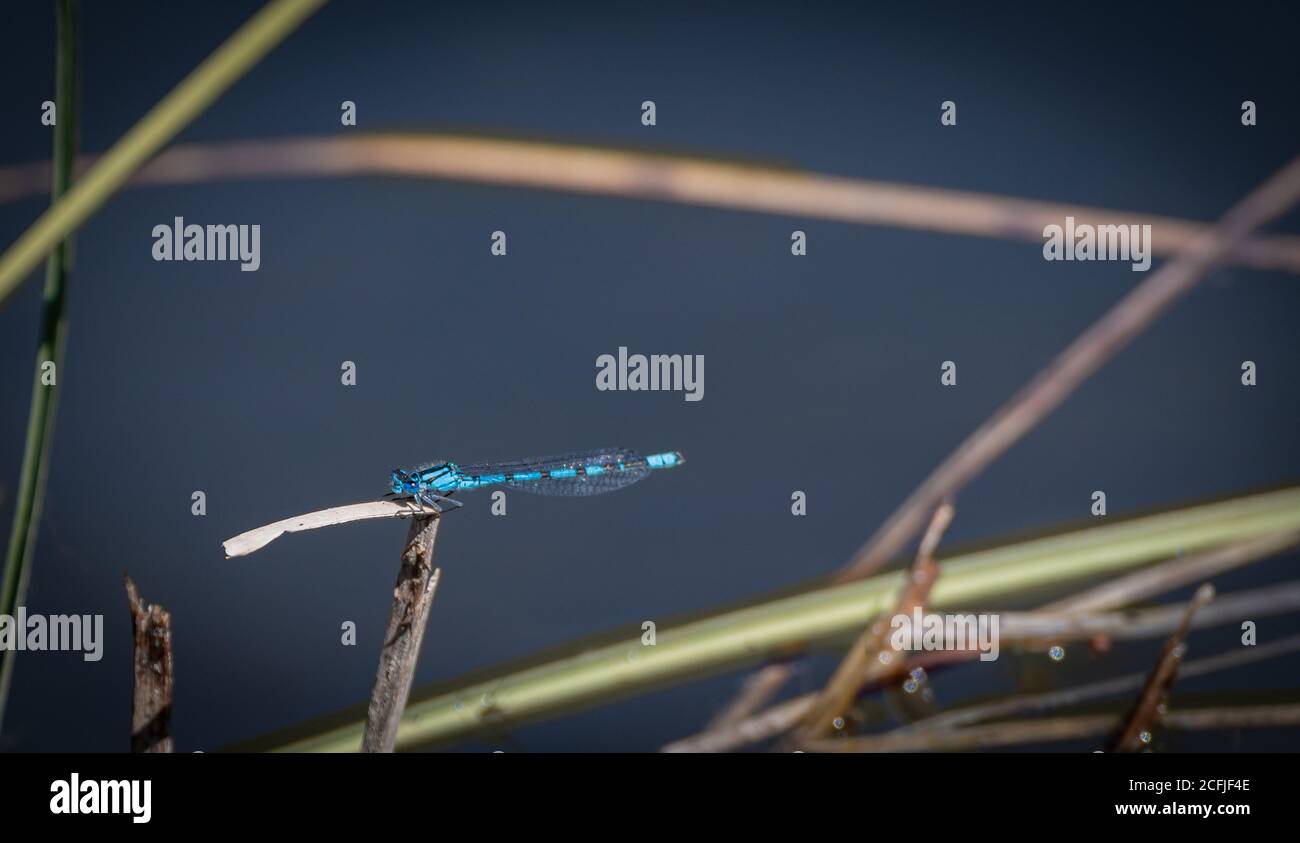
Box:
458, 448, 650, 497
457, 448, 636, 476
506, 465, 651, 496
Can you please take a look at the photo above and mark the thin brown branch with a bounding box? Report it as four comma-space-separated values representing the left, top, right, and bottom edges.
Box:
705, 663, 795, 731
222, 499, 439, 558
125, 575, 173, 753
665, 695, 815, 753
1168, 704, 1300, 730
793, 502, 954, 743
804, 704, 1300, 752
817, 714, 1118, 752
362, 515, 442, 753
2, 135, 1299, 271
1109, 583, 1215, 752
999, 583, 1298, 642
836, 154, 1300, 584
900, 580, 1298, 653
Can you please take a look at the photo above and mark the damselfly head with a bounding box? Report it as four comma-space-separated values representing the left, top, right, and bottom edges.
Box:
390, 469, 417, 496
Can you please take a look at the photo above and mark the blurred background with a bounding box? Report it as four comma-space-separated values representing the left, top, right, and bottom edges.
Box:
0, 0, 1297, 751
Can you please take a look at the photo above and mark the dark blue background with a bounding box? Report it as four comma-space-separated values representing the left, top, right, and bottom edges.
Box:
1, 0, 1297, 751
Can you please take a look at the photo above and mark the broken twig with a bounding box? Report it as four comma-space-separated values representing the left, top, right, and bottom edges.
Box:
362, 515, 443, 752
125, 575, 173, 753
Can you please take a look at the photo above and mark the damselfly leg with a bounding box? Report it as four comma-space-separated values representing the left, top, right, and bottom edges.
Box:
414, 489, 463, 513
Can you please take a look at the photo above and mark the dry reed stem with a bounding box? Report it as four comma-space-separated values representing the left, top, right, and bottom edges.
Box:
1038, 529, 1300, 615
3, 134, 1300, 271
222, 499, 440, 558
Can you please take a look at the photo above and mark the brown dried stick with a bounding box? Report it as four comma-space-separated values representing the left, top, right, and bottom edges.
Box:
2, 135, 1300, 271
362, 515, 443, 752
1109, 583, 1215, 752
125, 575, 174, 753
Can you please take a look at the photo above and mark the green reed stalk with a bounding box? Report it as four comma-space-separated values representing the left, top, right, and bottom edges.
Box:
0, 0, 80, 732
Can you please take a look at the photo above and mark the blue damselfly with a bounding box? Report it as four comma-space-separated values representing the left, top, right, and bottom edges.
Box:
389, 447, 684, 511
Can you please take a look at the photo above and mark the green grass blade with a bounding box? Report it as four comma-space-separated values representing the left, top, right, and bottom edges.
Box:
0, 0, 327, 308
256, 485, 1300, 752
0, 0, 80, 731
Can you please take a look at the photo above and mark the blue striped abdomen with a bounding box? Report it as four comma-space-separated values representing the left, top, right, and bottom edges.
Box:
453, 448, 679, 496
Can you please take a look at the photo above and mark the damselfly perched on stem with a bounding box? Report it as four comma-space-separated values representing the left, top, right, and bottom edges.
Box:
388, 448, 685, 511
